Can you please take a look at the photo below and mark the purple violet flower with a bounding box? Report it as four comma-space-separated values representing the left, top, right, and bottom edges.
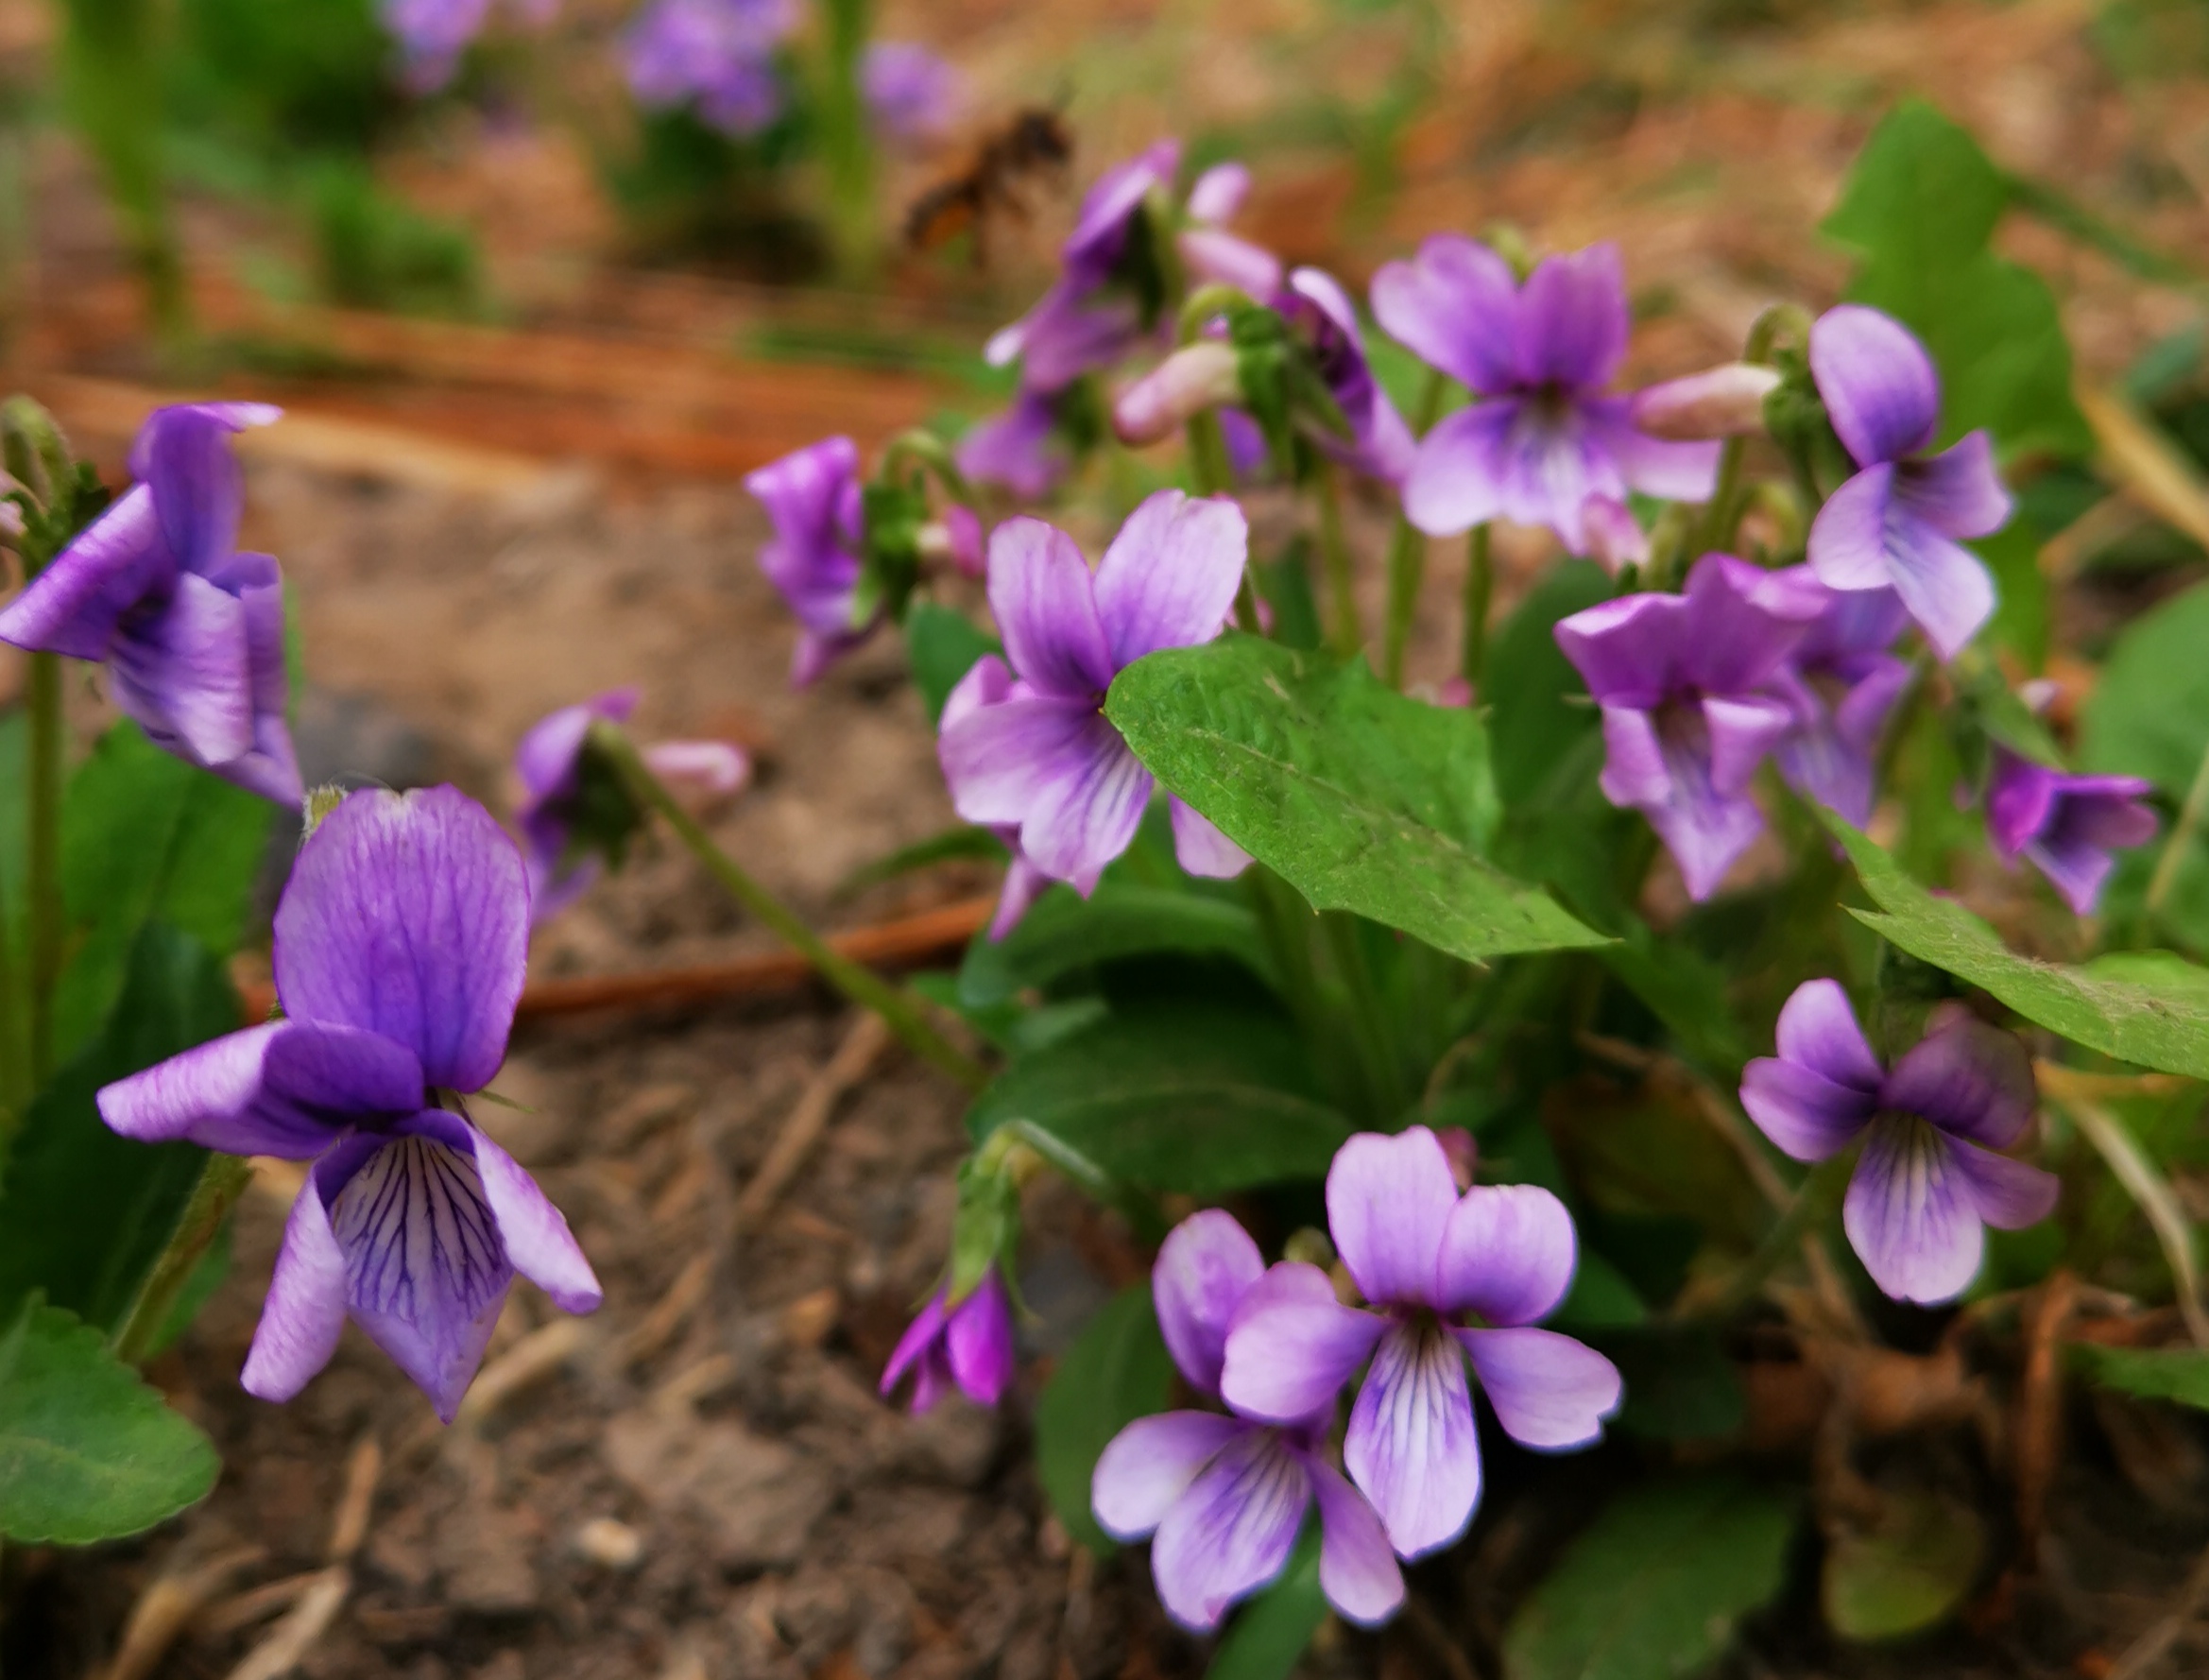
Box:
862, 42, 963, 141
0, 403, 302, 806
1092, 1211, 1403, 1632
1806, 305, 2014, 660
938, 491, 1253, 893
514, 688, 749, 923
1175, 162, 1283, 301
1553, 553, 1826, 900
96, 787, 602, 1420
1219, 1128, 1620, 1559
382, 0, 557, 93
881, 1269, 1014, 1412
1767, 579, 1912, 826
986, 141, 1184, 393
939, 655, 1053, 941
1371, 239, 1720, 553
1740, 981, 2059, 1305
624, 0, 795, 136
956, 387, 1080, 500
745, 436, 874, 685
1277, 268, 1416, 485
1985, 748, 2158, 916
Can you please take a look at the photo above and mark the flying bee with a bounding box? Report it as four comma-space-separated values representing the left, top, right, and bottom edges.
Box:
903, 107, 1074, 266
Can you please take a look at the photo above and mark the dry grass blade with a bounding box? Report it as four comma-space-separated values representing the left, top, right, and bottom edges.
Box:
98, 1545, 265, 1680
2079, 386, 2209, 553
219, 1569, 349, 1680
453, 1319, 594, 1428
736, 1012, 892, 1226
2053, 1087, 2209, 1346
620, 1251, 717, 1370
326, 1435, 382, 1564
2015, 1271, 2079, 1559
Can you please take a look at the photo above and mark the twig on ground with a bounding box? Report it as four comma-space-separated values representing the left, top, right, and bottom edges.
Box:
326, 1435, 382, 1564
218, 1570, 350, 1680
736, 1012, 891, 1226
2109, 1539, 2209, 1680
197, 1574, 332, 1641
620, 1251, 717, 1370
235, 898, 993, 1026
2015, 1271, 2080, 1561
453, 1320, 593, 1429
99, 1545, 265, 1680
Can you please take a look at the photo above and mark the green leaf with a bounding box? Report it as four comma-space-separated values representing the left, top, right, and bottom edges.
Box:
957, 882, 1276, 1008
905, 601, 1000, 726
1824, 814, 2209, 1079
0, 1297, 219, 1543
1971, 521, 2048, 673
2080, 579, 2209, 796
967, 1002, 1354, 1196
0, 924, 238, 1329
1487, 559, 1614, 811
1207, 1529, 1327, 1680
1823, 100, 2092, 463
1034, 1285, 1173, 1555
1106, 636, 1606, 963
2072, 1342, 2209, 1409
1595, 1326, 1747, 1441
1503, 1475, 1797, 1680
55, 723, 273, 1063
1823, 1488, 1985, 1642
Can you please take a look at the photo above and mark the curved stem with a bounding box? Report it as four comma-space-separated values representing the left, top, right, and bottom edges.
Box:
1459, 523, 1492, 690
111, 1154, 252, 1364
1680, 1152, 1853, 1322
26, 650, 60, 1090
1312, 461, 1361, 659
1380, 370, 1448, 688
880, 429, 973, 504
594, 724, 988, 1090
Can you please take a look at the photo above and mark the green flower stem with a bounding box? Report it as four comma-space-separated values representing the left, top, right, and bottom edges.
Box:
814, 0, 875, 281
111, 1153, 252, 1365
1682, 1152, 1853, 1322
1697, 435, 1748, 556
0, 873, 22, 1127
2147, 739, 2209, 924
26, 648, 61, 1090
1459, 523, 1493, 691
594, 723, 987, 1090
1380, 370, 1448, 689
879, 429, 972, 503
1313, 461, 1362, 660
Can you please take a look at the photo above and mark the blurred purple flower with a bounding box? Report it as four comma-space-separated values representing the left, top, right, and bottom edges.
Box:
513, 688, 749, 923
1220, 1128, 1620, 1559
1806, 305, 2013, 660
862, 41, 963, 141
1277, 268, 1416, 484
1371, 239, 1719, 553
1175, 161, 1283, 300
382, 0, 559, 92
938, 491, 1252, 893
1579, 493, 1649, 576
1985, 748, 2157, 915
1553, 553, 1825, 900
1092, 1211, 1403, 1632
624, 0, 796, 136
956, 388, 1080, 500
881, 1269, 1014, 1412
0, 403, 301, 806
745, 436, 873, 685
1767, 579, 1911, 826
1741, 981, 2058, 1305
97, 787, 601, 1420
986, 141, 1183, 392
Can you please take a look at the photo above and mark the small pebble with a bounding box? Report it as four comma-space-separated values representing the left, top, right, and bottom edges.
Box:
573, 1517, 644, 1570
780, 1288, 840, 1348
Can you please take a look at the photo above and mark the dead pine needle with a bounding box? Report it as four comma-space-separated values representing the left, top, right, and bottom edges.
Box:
736, 1011, 891, 1226
219, 1569, 350, 1680
99, 1545, 265, 1680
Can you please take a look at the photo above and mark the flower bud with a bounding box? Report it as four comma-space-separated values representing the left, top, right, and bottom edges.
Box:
1629, 363, 1783, 440
1111, 341, 1243, 447
1185, 161, 1252, 226
1175, 227, 1283, 300
640, 739, 750, 797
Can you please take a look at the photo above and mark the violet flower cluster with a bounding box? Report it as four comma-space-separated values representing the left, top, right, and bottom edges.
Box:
1221, 1127, 1621, 1561
1372, 239, 1720, 556
513, 687, 750, 922
1092, 1211, 1402, 1632
961, 146, 1275, 498
0, 403, 302, 807
1741, 980, 2058, 1304
98, 786, 602, 1420
937, 489, 1251, 929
